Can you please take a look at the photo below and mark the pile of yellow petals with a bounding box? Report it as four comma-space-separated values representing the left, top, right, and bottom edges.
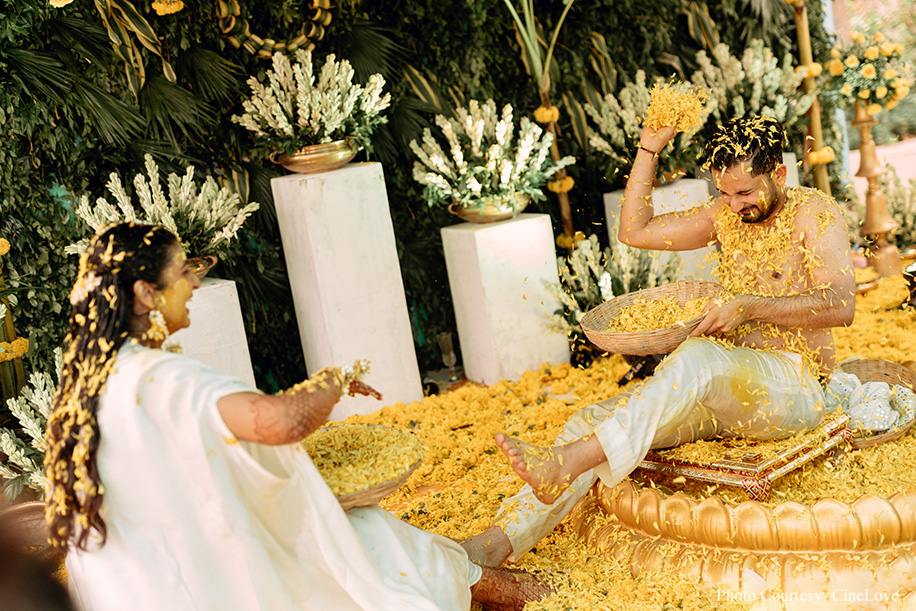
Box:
606, 296, 708, 333
341, 273, 914, 610
0, 337, 29, 363
644, 81, 709, 133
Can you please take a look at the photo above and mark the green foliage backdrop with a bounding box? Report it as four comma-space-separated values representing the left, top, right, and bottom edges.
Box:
0, 0, 836, 397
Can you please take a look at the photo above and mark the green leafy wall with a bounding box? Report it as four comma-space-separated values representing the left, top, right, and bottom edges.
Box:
0, 0, 835, 394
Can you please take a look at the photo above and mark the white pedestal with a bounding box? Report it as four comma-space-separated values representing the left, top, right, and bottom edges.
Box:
441, 213, 570, 386
604, 178, 716, 282
271, 163, 422, 421
169, 277, 256, 387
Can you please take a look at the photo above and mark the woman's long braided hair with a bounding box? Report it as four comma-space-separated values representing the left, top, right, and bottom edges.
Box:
45, 222, 179, 550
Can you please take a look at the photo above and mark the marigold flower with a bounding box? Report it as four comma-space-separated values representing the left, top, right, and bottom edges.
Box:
875, 86, 888, 99
859, 89, 871, 99
866, 103, 882, 116
841, 84, 853, 96
830, 48, 841, 59
49, 0, 74, 6
548, 176, 575, 193
885, 68, 898, 80
806, 63, 823, 78
845, 55, 860, 68
895, 43, 905, 54
864, 46, 880, 61
873, 32, 886, 43
886, 99, 899, 110
0, 238, 9, 256
151, 0, 184, 15
828, 60, 844, 76
861, 64, 877, 79
880, 42, 896, 57
895, 85, 910, 100
533, 105, 560, 124
852, 31, 866, 45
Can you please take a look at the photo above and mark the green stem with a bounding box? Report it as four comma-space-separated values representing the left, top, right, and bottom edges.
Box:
542, 0, 576, 94
502, 0, 544, 90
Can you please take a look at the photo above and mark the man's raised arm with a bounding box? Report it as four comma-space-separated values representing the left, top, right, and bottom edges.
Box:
618, 125, 717, 252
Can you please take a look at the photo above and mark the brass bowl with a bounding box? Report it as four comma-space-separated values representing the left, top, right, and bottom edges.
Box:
447, 192, 530, 223
187, 255, 217, 280
273, 140, 357, 175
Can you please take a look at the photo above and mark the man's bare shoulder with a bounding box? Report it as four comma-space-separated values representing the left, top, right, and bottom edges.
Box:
791, 187, 846, 232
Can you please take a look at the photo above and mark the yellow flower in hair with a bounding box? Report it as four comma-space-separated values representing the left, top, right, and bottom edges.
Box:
876, 86, 888, 99
844, 55, 860, 68
0, 238, 9, 256
841, 83, 853, 96
881, 42, 896, 57
861, 64, 877, 79
865, 46, 880, 61
859, 89, 871, 99
867, 103, 882, 116
828, 60, 844, 76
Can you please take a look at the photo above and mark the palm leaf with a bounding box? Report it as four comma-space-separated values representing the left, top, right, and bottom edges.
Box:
561, 91, 588, 150
329, 17, 403, 82
70, 78, 146, 146
180, 46, 244, 104
4, 49, 72, 104
140, 75, 217, 148
49, 16, 112, 67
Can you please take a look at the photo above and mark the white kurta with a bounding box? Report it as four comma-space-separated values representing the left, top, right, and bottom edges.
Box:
67, 342, 474, 610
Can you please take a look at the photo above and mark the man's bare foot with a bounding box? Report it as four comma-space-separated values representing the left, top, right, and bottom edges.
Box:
470, 565, 552, 611
494, 433, 574, 505
458, 525, 513, 567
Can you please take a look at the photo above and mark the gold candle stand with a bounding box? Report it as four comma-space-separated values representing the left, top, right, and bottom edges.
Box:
852, 100, 902, 277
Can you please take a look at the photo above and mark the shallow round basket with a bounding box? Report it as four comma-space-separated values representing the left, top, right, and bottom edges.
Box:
337, 459, 421, 511
838, 358, 916, 450
580, 281, 722, 356
308, 424, 423, 511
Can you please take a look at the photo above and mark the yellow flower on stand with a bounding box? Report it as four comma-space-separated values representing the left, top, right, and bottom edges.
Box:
886, 99, 899, 110
865, 46, 880, 61
0, 338, 29, 363
0, 238, 9, 256
806, 62, 823, 78
830, 48, 841, 59
841, 83, 853, 96
533, 105, 560, 124
828, 60, 844, 76
845, 55, 860, 68
859, 88, 872, 99
151, 0, 184, 15
867, 103, 882, 116
861, 64, 877, 79
548, 176, 575, 193
876, 86, 888, 99
881, 42, 896, 57
885, 68, 898, 80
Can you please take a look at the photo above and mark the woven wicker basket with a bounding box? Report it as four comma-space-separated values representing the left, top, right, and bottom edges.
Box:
337, 459, 421, 511
307, 423, 423, 511
838, 358, 916, 450
580, 281, 722, 356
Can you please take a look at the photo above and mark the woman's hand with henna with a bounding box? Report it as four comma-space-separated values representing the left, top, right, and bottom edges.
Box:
346, 380, 382, 400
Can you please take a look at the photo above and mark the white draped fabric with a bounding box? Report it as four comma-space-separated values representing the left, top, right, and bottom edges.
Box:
67, 342, 474, 610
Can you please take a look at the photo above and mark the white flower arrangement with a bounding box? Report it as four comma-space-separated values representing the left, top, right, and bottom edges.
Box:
0, 348, 61, 501
409, 99, 576, 212
690, 39, 814, 130
584, 71, 708, 181
546, 234, 682, 335
66, 154, 260, 260
232, 50, 391, 156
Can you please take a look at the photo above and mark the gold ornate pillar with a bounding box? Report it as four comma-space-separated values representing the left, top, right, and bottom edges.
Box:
852, 100, 902, 277
791, 0, 830, 195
